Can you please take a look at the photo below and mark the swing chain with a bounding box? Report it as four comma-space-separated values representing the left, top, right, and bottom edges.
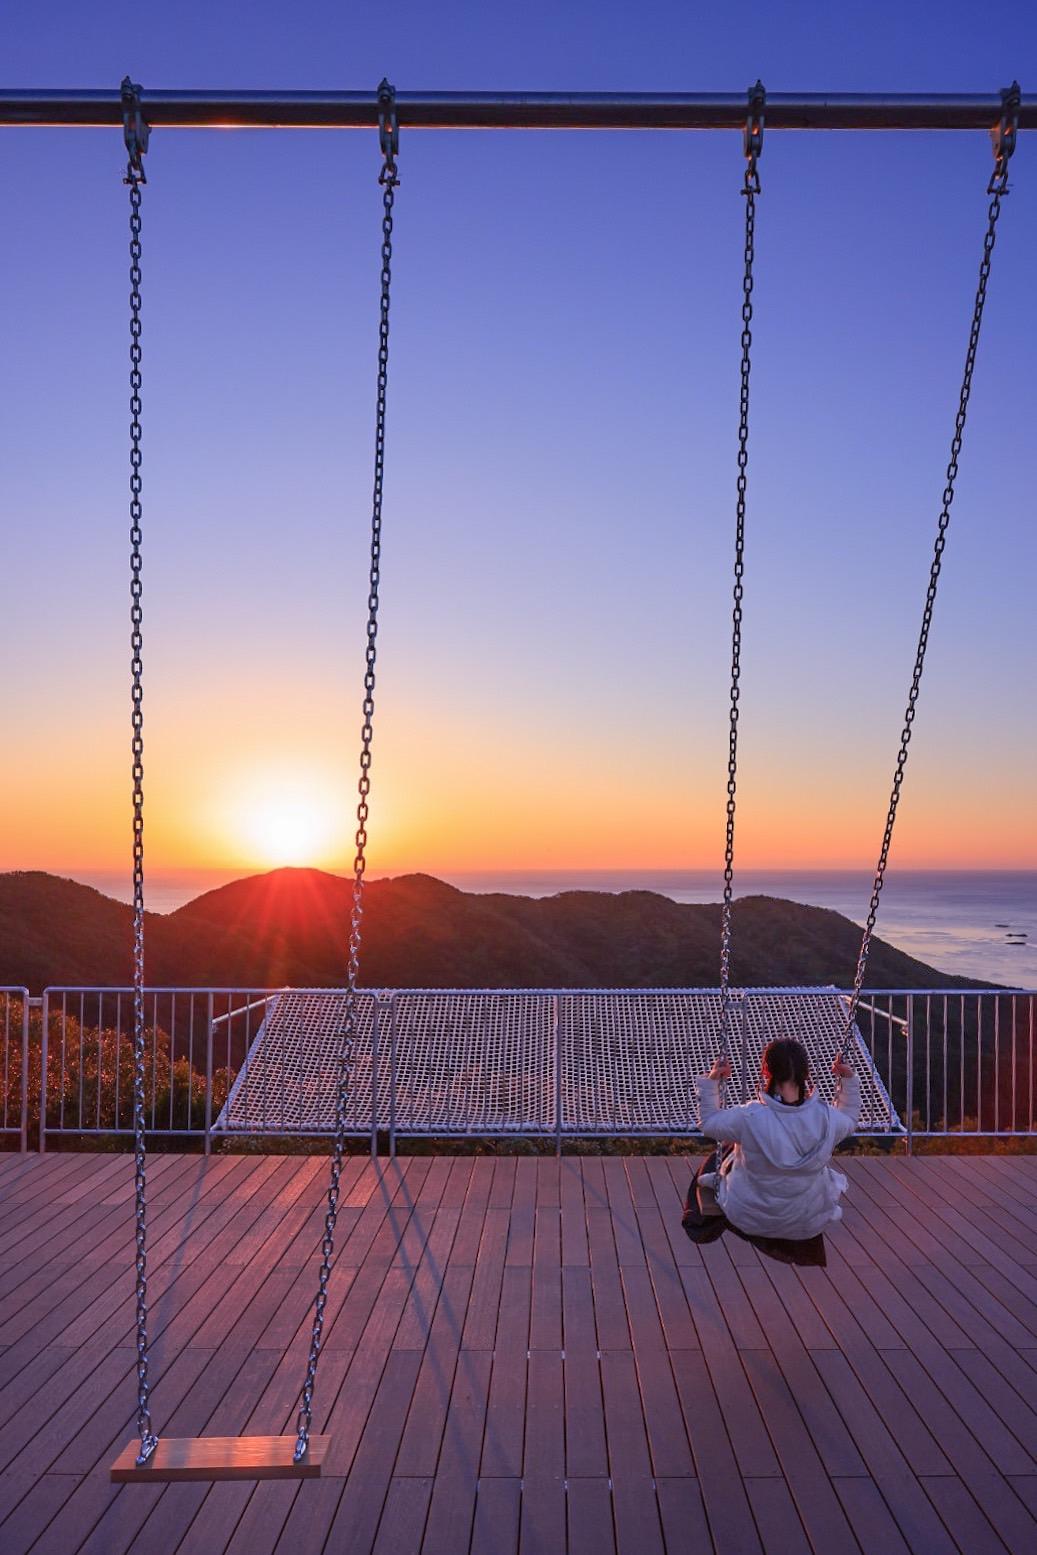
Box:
294, 86, 397, 1464
988, 81, 1021, 195
122, 75, 156, 1468
718, 83, 762, 1064
844, 101, 1019, 1056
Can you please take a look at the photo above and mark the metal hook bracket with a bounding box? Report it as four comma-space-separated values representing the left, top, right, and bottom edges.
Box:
378, 77, 399, 186
743, 79, 765, 195
989, 80, 1021, 194
121, 76, 149, 185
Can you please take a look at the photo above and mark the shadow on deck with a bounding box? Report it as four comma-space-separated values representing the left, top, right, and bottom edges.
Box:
0, 1149, 1036, 1554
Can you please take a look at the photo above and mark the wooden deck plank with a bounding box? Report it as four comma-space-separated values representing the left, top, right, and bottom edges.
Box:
678, 1269, 780, 1479
655, 1477, 711, 1555
529, 1208, 562, 1350
807, 1338, 951, 1481
671, 1351, 766, 1553
633, 1346, 695, 1478
0, 1160, 272, 1478
634, 1208, 700, 1351
481, 1348, 526, 1477
914, 1158, 1037, 1263
941, 1158, 1037, 1252
518, 1476, 566, 1555
806, 1350, 957, 1549
390, 1207, 463, 1351
561, 1267, 598, 1355
449, 1157, 493, 1266
566, 1477, 617, 1555
520, 1353, 566, 1554
420, 1349, 492, 1555
619, 1264, 668, 1352
559, 1158, 589, 1267
459, 1207, 510, 1351
919, 1475, 1014, 1555
878, 1347, 1037, 1550
370, 1477, 435, 1553
644, 1155, 704, 1268
0, 1154, 134, 1273
0, 1155, 253, 1345
832, 1476, 913, 1555
842, 1166, 1037, 1348
0, 1151, 95, 1224
563, 1354, 608, 1477
602, 1157, 646, 1266
740, 1349, 862, 1552
394, 1264, 476, 1475
586, 1206, 632, 1351
19, 1170, 350, 1541
535, 1156, 560, 1209
308, 1348, 422, 1554
857, 1158, 1037, 1303
743, 1477, 811, 1555
523, 1351, 565, 1481
1, 1157, 269, 1367
600, 1349, 653, 1480
613, 1477, 665, 1555
469, 1478, 520, 1555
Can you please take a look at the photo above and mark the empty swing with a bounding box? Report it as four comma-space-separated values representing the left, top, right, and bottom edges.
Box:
110, 76, 401, 1483
691, 82, 1021, 1241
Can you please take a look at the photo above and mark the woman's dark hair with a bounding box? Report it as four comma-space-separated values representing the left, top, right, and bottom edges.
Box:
761, 1037, 811, 1103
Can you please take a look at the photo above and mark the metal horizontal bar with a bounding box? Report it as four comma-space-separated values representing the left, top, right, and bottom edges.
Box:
37, 983, 1037, 997
0, 89, 1031, 133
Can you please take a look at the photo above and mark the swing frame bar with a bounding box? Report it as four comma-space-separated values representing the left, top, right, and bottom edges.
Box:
0, 88, 1032, 132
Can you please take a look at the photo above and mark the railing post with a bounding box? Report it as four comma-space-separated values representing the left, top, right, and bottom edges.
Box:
388, 994, 397, 1161
203, 992, 214, 1157
38, 991, 49, 1152
554, 995, 562, 1157
19, 992, 31, 1151
905, 999, 914, 1156
737, 994, 749, 1104
371, 995, 384, 1161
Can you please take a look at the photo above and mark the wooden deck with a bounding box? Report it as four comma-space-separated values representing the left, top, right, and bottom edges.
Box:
1, 1151, 1036, 1554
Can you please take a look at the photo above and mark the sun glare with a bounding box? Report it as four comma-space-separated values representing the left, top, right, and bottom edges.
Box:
231, 778, 344, 869
252, 802, 321, 866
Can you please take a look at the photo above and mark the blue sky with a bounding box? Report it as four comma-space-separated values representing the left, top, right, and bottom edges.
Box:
2, 1, 1035, 875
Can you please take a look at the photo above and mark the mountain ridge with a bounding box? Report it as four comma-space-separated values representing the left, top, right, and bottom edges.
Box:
0, 867, 995, 994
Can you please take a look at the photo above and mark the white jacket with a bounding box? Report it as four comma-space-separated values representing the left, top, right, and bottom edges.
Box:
696, 1073, 861, 1241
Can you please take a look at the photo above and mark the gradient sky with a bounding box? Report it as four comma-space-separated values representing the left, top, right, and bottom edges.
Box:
2, 1, 1035, 880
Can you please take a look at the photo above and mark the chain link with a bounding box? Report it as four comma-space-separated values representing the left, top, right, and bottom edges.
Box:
121, 76, 156, 1468
718, 83, 764, 1065
294, 82, 398, 1464
843, 115, 1018, 1056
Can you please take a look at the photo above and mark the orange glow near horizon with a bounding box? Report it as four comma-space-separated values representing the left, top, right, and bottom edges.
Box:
2, 729, 1034, 877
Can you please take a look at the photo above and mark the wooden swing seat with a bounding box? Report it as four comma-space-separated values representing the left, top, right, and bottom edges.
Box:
110, 1433, 330, 1482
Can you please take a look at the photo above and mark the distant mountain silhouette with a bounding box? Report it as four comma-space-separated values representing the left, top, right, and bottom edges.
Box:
0, 867, 990, 994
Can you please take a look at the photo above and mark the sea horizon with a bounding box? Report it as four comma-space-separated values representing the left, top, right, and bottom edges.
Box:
36, 865, 1037, 989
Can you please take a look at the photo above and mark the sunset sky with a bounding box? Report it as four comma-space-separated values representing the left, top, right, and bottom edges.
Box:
2, 1, 1035, 882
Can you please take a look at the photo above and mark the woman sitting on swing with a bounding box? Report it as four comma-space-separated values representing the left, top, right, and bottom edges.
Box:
683, 1036, 859, 1268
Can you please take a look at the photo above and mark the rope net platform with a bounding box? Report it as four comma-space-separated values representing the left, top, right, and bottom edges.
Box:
213, 987, 901, 1138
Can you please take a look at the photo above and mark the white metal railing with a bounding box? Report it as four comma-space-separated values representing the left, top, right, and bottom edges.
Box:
22, 984, 1035, 1156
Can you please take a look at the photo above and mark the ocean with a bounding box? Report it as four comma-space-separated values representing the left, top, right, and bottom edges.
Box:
74, 867, 1035, 988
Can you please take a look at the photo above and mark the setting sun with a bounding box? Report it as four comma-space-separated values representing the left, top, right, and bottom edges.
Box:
216, 769, 351, 870
245, 798, 325, 866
